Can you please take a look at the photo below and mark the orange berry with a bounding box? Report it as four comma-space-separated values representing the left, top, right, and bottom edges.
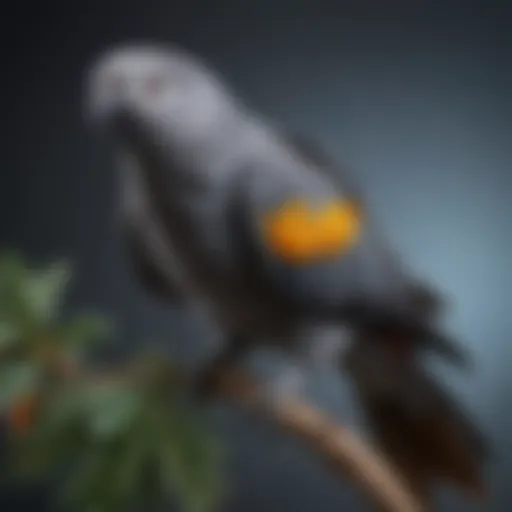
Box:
9, 395, 38, 437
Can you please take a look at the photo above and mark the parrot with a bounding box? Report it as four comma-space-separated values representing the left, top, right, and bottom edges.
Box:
85, 43, 488, 498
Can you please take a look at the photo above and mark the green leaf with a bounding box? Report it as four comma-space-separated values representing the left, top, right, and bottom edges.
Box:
0, 362, 40, 409
42, 386, 87, 431
21, 261, 71, 325
64, 426, 156, 512
0, 252, 28, 286
63, 445, 120, 511
0, 252, 30, 324
156, 404, 224, 512
84, 385, 143, 441
0, 321, 20, 350
109, 428, 147, 499
58, 314, 112, 350
16, 388, 87, 476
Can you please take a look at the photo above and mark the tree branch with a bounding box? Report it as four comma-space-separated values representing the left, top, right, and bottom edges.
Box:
210, 369, 426, 512
31, 351, 426, 511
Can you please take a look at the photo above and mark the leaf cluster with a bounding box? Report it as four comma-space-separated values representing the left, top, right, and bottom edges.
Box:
0, 252, 224, 512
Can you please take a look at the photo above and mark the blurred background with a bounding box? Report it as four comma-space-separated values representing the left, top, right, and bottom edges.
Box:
1, 0, 511, 510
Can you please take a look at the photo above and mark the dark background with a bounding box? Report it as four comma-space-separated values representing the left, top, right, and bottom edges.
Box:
2, 0, 511, 510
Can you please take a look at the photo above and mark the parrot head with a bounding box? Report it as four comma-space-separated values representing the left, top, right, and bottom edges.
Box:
85, 43, 237, 151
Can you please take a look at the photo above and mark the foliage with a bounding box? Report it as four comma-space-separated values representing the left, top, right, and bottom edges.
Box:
0, 252, 224, 512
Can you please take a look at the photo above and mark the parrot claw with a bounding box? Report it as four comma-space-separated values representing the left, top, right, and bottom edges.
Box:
266, 366, 306, 404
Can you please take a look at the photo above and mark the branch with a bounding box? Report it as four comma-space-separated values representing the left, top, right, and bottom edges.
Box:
210, 369, 426, 512
25, 351, 426, 511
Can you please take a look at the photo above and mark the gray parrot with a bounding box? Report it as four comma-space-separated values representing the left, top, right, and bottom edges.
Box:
85, 44, 488, 497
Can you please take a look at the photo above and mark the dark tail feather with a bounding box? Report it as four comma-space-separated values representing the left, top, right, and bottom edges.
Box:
338, 296, 470, 367
342, 339, 489, 501
406, 280, 447, 322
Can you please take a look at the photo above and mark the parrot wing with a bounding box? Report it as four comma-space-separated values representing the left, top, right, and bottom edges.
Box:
122, 220, 186, 303
286, 134, 442, 307
284, 135, 451, 341
226, 156, 467, 365
120, 153, 186, 304
227, 157, 369, 312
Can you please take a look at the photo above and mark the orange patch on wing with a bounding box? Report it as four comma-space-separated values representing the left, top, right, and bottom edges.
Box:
262, 198, 362, 264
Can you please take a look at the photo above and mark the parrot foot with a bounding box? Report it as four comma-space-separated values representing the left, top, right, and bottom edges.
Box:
265, 365, 306, 404
294, 322, 351, 374
309, 326, 351, 369
191, 334, 250, 402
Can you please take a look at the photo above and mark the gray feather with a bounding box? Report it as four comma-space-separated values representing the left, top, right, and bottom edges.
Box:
120, 151, 187, 304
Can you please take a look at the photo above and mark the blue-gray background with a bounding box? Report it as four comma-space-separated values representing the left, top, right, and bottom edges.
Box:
2, 0, 511, 510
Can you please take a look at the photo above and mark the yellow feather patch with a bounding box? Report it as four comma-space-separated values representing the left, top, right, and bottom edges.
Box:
262, 198, 363, 265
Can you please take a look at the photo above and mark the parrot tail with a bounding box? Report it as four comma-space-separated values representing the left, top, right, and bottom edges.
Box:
324, 276, 468, 368
342, 335, 489, 504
